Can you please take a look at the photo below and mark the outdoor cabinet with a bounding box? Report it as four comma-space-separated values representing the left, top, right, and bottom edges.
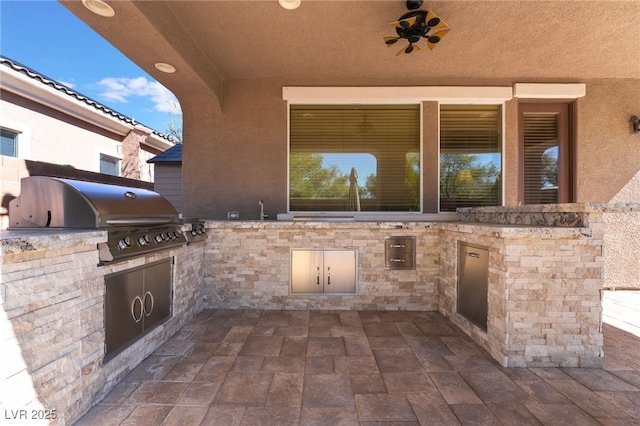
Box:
457, 242, 489, 331
104, 258, 172, 361
291, 249, 356, 294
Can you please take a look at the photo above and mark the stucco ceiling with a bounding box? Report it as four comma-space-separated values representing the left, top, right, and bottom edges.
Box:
61, 1, 639, 107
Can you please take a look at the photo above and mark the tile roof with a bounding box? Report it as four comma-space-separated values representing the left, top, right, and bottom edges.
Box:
0, 55, 175, 142
147, 143, 182, 163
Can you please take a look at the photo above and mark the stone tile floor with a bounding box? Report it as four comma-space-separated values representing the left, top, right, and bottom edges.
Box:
76, 292, 640, 425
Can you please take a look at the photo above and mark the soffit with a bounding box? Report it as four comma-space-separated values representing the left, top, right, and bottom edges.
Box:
61, 1, 639, 103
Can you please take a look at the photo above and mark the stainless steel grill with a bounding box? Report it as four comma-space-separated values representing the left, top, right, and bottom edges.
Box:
9, 176, 187, 264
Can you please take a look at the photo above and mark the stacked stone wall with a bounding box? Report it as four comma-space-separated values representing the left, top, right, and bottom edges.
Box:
0, 231, 204, 424
204, 222, 440, 311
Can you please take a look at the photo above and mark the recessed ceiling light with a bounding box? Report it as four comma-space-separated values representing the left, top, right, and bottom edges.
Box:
82, 0, 115, 17
278, 0, 301, 10
155, 63, 177, 74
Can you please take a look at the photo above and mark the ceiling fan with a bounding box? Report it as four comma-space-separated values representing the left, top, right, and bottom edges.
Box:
384, 0, 450, 56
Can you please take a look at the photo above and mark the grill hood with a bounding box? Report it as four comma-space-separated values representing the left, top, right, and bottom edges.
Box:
9, 177, 178, 229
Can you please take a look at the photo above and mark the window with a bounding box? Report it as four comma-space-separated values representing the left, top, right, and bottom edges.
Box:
520, 103, 572, 204
439, 105, 502, 212
1, 129, 19, 157
100, 154, 120, 176
289, 104, 420, 212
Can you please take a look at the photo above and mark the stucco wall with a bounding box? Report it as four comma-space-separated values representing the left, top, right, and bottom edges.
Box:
182, 78, 640, 220
1, 90, 122, 172
604, 211, 640, 290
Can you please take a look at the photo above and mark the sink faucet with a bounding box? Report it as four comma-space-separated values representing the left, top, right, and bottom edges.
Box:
259, 200, 268, 220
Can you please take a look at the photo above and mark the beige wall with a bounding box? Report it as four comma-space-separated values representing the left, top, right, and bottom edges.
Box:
1, 89, 167, 182
182, 78, 640, 220
1, 90, 121, 172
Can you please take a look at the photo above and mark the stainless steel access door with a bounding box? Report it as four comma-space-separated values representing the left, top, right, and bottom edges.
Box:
143, 259, 172, 329
323, 250, 356, 293
105, 268, 145, 356
291, 249, 356, 294
457, 242, 489, 330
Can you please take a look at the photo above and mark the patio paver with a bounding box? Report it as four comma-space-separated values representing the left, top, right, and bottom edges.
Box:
74, 291, 640, 425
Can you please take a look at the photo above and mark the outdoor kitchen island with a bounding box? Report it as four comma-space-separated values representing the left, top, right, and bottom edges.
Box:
0, 204, 610, 424
205, 206, 605, 369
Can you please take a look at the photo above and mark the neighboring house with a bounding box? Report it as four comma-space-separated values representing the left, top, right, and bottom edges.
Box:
0, 56, 175, 228
147, 143, 183, 214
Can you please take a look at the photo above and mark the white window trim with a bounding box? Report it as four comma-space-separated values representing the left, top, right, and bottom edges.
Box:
283, 86, 513, 104
96, 147, 122, 176
513, 83, 586, 99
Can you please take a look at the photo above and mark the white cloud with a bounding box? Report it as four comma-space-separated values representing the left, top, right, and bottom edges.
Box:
96, 76, 180, 114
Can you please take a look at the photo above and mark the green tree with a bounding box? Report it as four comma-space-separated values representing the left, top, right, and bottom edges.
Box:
541, 151, 558, 188
290, 153, 349, 198
405, 153, 420, 210
440, 154, 500, 204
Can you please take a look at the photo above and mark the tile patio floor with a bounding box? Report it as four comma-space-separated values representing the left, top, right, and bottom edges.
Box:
75, 291, 640, 425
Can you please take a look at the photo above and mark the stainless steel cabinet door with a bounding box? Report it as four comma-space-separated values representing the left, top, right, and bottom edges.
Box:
291, 249, 356, 294
323, 250, 356, 293
457, 243, 489, 330
143, 259, 172, 330
105, 268, 144, 358
291, 250, 324, 293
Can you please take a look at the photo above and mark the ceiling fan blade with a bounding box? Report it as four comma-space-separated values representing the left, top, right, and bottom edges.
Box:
384, 37, 399, 45
426, 29, 449, 50
397, 43, 420, 56
390, 16, 417, 29
425, 10, 449, 32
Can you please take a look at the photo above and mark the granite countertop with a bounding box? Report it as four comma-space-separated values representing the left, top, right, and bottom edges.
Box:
0, 228, 106, 254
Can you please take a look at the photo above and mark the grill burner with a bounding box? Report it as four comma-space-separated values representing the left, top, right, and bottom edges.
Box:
9, 177, 186, 264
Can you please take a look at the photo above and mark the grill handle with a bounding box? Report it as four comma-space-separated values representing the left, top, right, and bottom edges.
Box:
106, 218, 176, 225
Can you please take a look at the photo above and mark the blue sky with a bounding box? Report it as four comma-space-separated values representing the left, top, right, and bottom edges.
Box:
0, 0, 181, 134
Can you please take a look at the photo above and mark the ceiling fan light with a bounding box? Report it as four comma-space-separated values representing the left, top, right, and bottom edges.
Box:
279, 0, 301, 10
82, 0, 115, 17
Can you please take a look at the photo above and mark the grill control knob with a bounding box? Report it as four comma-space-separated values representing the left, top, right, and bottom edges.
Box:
138, 235, 151, 246
154, 234, 164, 243
117, 237, 133, 250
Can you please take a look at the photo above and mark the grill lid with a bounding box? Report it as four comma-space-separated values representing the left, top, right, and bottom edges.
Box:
9, 177, 178, 229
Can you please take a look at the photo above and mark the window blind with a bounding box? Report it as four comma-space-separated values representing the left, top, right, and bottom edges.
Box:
289, 104, 420, 212
523, 113, 559, 204
439, 105, 502, 212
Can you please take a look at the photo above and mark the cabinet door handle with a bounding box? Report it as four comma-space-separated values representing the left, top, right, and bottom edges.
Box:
143, 291, 154, 316
316, 267, 320, 285
131, 296, 143, 323
467, 252, 480, 258
327, 266, 331, 285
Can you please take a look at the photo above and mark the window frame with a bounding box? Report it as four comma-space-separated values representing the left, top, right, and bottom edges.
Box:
1, 128, 19, 157
283, 86, 514, 217
287, 103, 424, 214
518, 101, 575, 204
100, 153, 121, 177
438, 101, 506, 213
